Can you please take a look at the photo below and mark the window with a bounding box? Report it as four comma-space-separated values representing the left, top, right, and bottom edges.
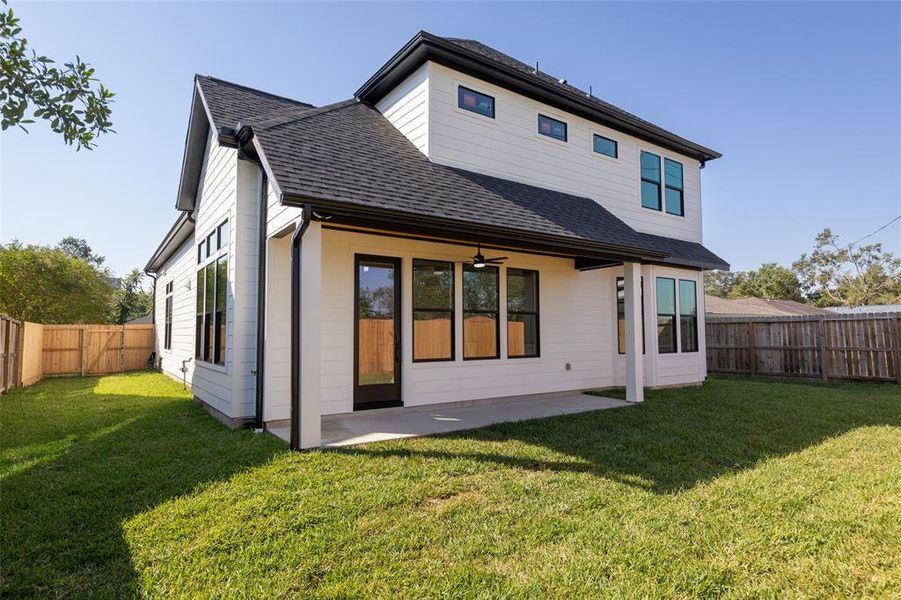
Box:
593, 134, 618, 158
195, 220, 228, 365
616, 277, 645, 354
458, 86, 494, 119
679, 280, 698, 352
538, 114, 567, 142
507, 269, 539, 358
656, 277, 677, 354
412, 260, 454, 362
664, 158, 684, 216
164, 281, 173, 350
463, 265, 499, 359
641, 151, 662, 210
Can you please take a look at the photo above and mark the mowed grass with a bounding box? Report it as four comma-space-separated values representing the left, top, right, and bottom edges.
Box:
1, 373, 899, 598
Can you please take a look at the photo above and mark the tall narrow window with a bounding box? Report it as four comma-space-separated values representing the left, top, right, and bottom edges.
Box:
458, 86, 495, 119
538, 114, 567, 142
507, 269, 539, 358
203, 263, 215, 361
679, 280, 698, 352
641, 151, 662, 210
195, 272, 203, 358
664, 158, 684, 216
656, 277, 677, 354
616, 277, 645, 354
164, 281, 173, 350
214, 257, 228, 365
217, 221, 229, 250
412, 260, 454, 362
463, 265, 499, 359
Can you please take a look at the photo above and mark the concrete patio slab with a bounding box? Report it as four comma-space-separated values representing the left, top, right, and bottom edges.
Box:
268, 392, 630, 447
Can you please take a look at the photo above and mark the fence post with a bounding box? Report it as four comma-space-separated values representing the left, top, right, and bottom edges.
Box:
890, 316, 901, 385
748, 321, 757, 375
817, 318, 829, 382
120, 325, 126, 373
80, 327, 88, 377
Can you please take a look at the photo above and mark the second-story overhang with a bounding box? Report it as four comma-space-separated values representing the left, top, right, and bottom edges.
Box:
355, 31, 721, 164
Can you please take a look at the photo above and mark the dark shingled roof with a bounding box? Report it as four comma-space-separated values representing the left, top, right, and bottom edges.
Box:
194, 76, 728, 270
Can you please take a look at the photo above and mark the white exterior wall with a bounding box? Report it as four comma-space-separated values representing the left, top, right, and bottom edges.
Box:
153, 238, 196, 385
379, 62, 703, 243
375, 63, 429, 156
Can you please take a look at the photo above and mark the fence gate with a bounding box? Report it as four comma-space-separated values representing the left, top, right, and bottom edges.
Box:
0, 316, 22, 393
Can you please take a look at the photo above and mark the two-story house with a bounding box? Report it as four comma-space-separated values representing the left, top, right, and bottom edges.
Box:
145, 31, 728, 449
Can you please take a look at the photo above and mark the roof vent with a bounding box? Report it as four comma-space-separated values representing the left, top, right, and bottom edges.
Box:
533, 61, 539, 74
558, 78, 567, 84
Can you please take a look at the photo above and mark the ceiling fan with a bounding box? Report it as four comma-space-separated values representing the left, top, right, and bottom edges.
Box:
467, 243, 507, 269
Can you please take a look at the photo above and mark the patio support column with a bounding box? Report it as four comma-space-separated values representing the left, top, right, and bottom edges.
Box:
296, 219, 322, 448
624, 261, 644, 403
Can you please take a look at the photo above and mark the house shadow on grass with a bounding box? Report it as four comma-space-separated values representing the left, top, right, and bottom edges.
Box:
335, 377, 901, 494
0, 374, 284, 597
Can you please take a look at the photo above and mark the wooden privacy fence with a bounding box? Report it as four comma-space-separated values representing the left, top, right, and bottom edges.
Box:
0, 318, 155, 393
706, 313, 901, 383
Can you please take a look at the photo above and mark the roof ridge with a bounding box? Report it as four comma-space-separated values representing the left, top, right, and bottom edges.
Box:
258, 98, 358, 131
195, 74, 315, 109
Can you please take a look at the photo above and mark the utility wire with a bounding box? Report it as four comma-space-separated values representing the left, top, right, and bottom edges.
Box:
848, 214, 901, 247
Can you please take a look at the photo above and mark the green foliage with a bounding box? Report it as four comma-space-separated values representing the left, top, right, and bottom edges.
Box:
0, 0, 114, 150
1, 374, 899, 596
793, 228, 901, 307
57, 236, 104, 267
729, 263, 803, 302
0, 240, 112, 323
704, 269, 740, 298
108, 268, 153, 324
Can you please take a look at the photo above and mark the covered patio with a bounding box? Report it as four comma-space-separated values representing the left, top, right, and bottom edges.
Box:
269, 391, 630, 447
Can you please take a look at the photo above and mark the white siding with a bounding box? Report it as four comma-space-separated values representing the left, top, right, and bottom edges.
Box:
263, 233, 292, 422
376, 63, 429, 156
317, 228, 629, 415
423, 62, 703, 243
154, 238, 196, 386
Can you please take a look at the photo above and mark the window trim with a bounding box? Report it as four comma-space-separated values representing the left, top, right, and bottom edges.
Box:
412, 258, 456, 363
664, 158, 684, 217
462, 264, 500, 361
506, 268, 540, 359
592, 133, 618, 159
164, 281, 173, 351
537, 113, 568, 143
616, 276, 645, 355
457, 85, 495, 119
656, 276, 677, 354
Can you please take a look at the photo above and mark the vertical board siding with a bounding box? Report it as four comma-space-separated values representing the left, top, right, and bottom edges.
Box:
0, 316, 21, 393
706, 313, 901, 382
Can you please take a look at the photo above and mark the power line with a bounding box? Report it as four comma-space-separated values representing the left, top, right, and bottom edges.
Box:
848, 214, 901, 247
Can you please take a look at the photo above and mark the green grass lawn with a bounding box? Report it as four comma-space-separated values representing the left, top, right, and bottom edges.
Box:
2, 373, 899, 598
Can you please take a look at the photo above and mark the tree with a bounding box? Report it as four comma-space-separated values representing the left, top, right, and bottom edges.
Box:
0, 0, 113, 150
0, 240, 112, 323
704, 270, 740, 298
729, 263, 804, 302
793, 228, 901, 307
57, 236, 104, 267
108, 269, 153, 324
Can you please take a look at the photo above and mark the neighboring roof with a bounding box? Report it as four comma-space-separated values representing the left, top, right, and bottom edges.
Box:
705, 296, 833, 317
252, 100, 728, 269
145, 212, 195, 273
826, 305, 901, 314
126, 314, 153, 325
356, 31, 721, 163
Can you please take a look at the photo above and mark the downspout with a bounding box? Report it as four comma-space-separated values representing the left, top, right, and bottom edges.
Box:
237, 126, 268, 430
290, 204, 312, 451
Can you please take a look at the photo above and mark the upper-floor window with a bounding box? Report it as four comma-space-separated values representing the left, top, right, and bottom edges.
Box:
507, 268, 539, 358
538, 114, 567, 142
593, 134, 618, 158
412, 259, 454, 362
664, 158, 684, 216
197, 221, 229, 264
463, 264, 499, 360
458, 86, 495, 119
640, 151, 662, 211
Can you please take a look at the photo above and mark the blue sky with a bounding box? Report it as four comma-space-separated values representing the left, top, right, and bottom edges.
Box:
1, 1, 899, 276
